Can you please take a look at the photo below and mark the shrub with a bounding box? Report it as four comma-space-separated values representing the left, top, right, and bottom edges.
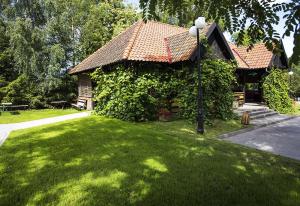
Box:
0, 74, 32, 105
263, 68, 293, 113
0, 73, 77, 109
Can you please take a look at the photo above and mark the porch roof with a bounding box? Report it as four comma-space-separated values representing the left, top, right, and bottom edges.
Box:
229, 42, 288, 70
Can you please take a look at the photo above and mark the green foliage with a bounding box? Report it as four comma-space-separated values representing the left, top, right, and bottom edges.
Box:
92, 60, 236, 122
80, 2, 139, 58
290, 63, 300, 97
0, 0, 138, 108
263, 68, 293, 113
231, 29, 263, 46
9, 18, 45, 76
0, 75, 46, 108
178, 60, 236, 121
0, 73, 77, 109
0, 18, 15, 83
0, 75, 32, 105
92, 66, 161, 121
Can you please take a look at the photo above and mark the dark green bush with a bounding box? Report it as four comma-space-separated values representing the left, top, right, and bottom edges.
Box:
0, 75, 47, 108
0, 74, 32, 105
92, 59, 236, 122
263, 68, 293, 113
0, 73, 76, 109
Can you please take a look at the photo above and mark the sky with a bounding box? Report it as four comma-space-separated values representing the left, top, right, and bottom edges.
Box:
124, 0, 295, 57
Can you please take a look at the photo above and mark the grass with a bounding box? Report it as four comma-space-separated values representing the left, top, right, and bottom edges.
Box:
0, 109, 80, 124
0, 116, 299, 206
294, 104, 300, 115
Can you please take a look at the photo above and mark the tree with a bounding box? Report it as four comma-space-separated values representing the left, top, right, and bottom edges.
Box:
0, 0, 139, 107
139, 0, 299, 64
0, 18, 15, 86
231, 29, 264, 46
80, 2, 139, 59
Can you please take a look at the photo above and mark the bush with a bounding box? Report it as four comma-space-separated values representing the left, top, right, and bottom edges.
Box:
92, 59, 236, 122
0, 72, 77, 109
0, 75, 46, 108
263, 68, 293, 113
0, 74, 32, 105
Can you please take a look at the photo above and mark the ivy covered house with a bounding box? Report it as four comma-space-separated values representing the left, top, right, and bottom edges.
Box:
68, 20, 235, 112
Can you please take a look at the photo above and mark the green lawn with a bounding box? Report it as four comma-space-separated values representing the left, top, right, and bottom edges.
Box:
0, 116, 299, 206
295, 104, 300, 115
0, 109, 80, 124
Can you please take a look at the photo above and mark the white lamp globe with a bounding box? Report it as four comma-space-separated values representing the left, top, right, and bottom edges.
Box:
289, 71, 294, 75
189, 26, 198, 37
195, 17, 206, 29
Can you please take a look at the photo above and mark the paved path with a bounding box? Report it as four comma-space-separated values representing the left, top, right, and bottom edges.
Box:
0, 112, 90, 146
225, 117, 300, 161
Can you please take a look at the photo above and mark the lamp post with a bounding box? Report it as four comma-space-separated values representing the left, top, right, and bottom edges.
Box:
289, 70, 294, 99
189, 17, 206, 134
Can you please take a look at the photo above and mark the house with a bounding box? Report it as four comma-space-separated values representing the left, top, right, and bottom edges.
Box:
68, 20, 235, 110
229, 42, 289, 103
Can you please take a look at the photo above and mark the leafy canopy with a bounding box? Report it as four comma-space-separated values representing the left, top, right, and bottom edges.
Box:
0, 0, 139, 107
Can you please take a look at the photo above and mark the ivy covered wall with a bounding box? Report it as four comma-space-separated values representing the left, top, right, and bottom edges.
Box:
91, 59, 236, 122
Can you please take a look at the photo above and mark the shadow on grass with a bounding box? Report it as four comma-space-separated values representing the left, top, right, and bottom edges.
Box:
0, 117, 299, 206
10, 111, 20, 115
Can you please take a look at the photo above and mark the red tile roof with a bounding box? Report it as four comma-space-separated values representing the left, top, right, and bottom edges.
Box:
229, 43, 275, 69
69, 21, 214, 74
165, 24, 212, 63
69, 21, 143, 75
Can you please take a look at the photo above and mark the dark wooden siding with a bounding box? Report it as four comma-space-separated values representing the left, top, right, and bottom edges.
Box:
210, 39, 227, 59
271, 54, 287, 68
78, 74, 92, 98
208, 30, 230, 60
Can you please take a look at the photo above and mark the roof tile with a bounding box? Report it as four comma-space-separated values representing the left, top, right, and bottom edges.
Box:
229, 43, 274, 69
69, 21, 213, 74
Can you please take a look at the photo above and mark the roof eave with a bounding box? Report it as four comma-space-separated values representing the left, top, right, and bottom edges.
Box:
68, 59, 129, 75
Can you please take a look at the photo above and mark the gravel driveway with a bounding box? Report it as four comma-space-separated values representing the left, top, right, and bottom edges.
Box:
225, 117, 300, 161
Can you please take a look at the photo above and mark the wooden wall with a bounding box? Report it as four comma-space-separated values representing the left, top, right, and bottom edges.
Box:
78, 73, 92, 98
78, 73, 93, 110
271, 54, 287, 69
208, 29, 233, 60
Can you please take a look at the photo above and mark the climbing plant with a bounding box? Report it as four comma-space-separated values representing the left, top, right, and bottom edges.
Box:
178, 59, 236, 121
91, 59, 236, 122
263, 68, 293, 113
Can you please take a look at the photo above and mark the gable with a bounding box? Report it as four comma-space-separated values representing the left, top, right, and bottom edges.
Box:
167, 23, 234, 63
207, 25, 234, 60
